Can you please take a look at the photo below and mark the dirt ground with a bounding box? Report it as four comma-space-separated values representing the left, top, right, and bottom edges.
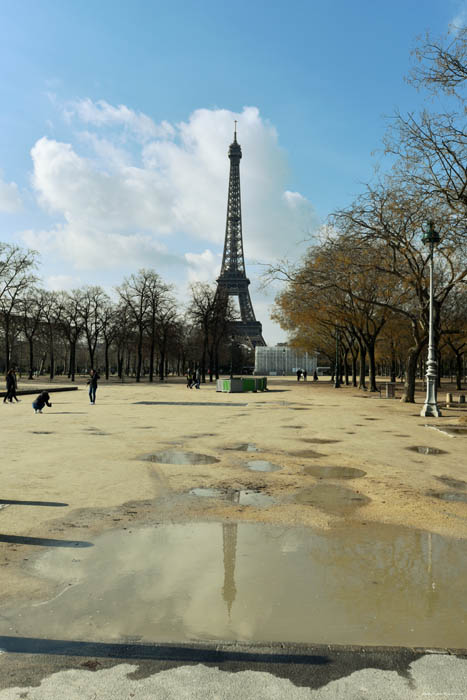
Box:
1, 375, 466, 605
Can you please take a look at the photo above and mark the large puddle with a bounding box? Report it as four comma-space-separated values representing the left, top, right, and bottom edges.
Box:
189, 488, 275, 507
3, 522, 467, 648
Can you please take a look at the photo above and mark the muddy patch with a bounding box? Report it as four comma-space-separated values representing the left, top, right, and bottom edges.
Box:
303, 466, 366, 480
407, 446, 447, 455
289, 449, 326, 459
223, 443, 259, 452
138, 451, 220, 465
427, 424, 467, 437
428, 491, 467, 503
247, 460, 281, 473
292, 483, 370, 514
282, 425, 304, 429
434, 475, 467, 490
300, 438, 341, 445
30, 431, 54, 435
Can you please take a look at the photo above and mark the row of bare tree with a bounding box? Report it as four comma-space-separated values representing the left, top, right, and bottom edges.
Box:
0, 250, 238, 383
270, 29, 467, 402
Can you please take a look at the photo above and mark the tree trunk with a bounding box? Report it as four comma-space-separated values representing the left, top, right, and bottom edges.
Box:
456, 352, 463, 390
70, 342, 76, 382
105, 341, 110, 380
149, 329, 155, 382
136, 332, 143, 382
401, 344, 423, 403
367, 340, 377, 392
28, 338, 34, 380
343, 349, 349, 385
159, 351, 165, 381
351, 354, 357, 387
358, 342, 366, 390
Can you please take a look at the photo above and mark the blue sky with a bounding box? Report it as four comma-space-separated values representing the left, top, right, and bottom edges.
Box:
0, 0, 465, 343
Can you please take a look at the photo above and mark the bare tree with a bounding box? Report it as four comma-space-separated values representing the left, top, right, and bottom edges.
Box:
117, 271, 153, 382
19, 288, 47, 379
79, 286, 110, 370
60, 290, 84, 381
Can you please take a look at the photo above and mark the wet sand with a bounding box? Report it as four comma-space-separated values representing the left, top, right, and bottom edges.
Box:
1, 376, 466, 626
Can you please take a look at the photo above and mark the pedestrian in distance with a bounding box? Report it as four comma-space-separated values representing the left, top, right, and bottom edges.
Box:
195, 368, 201, 389
87, 369, 100, 404
3, 368, 20, 403
296, 369, 302, 381
303, 370, 307, 381
32, 391, 52, 414
313, 370, 318, 381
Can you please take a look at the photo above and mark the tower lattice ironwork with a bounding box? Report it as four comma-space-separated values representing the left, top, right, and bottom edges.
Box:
216, 127, 266, 347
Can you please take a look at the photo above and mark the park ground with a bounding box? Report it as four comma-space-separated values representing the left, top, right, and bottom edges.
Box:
0, 375, 466, 696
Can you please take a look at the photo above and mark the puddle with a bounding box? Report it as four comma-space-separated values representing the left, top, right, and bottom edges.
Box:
134, 401, 247, 407
300, 438, 341, 445
189, 488, 223, 498
183, 433, 218, 439
247, 460, 281, 473
6, 522, 467, 648
237, 490, 275, 506
223, 444, 259, 452
303, 466, 366, 479
407, 446, 448, 455
138, 451, 220, 465
30, 431, 54, 435
427, 424, 467, 437
429, 491, 467, 503
289, 449, 326, 459
282, 425, 304, 429
292, 483, 371, 514
435, 475, 467, 490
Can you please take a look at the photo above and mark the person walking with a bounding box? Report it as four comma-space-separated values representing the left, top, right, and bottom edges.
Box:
313, 370, 318, 381
87, 369, 100, 404
194, 367, 201, 389
296, 369, 302, 381
303, 370, 307, 381
3, 368, 20, 403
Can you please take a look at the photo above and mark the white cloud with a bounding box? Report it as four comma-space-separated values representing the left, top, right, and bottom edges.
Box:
450, 1, 467, 32
185, 249, 221, 283
0, 173, 22, 212
45, 274, 81, 291
65, 98, 175, 142
29, 104, 318, 275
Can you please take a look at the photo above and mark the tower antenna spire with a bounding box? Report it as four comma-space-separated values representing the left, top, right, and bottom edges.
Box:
234, 120, 237, 141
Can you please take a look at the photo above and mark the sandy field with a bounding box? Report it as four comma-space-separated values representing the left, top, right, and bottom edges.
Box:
1, 375, 466, 605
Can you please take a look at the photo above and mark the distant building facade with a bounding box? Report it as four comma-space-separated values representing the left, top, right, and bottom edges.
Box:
254, 345, 318, 376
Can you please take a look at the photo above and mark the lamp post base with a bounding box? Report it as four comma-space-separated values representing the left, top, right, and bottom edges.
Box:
420, 402, 442, 417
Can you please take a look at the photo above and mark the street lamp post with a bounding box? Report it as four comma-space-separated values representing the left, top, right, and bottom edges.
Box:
420, 221, 442, 418
230, 335, 235, 380
334, 326, 341, 389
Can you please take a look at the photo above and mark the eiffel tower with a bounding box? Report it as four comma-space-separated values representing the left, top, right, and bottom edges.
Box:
216, 125, 266, 347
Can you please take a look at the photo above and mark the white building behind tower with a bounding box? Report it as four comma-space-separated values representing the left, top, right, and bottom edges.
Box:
254, 345, 317, 376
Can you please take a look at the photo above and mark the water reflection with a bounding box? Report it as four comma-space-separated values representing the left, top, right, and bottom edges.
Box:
3, 523, 467, 648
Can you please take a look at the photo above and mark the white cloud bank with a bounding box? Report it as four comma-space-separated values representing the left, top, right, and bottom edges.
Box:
25, 103, 317, 272
0, 173, 22, 213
